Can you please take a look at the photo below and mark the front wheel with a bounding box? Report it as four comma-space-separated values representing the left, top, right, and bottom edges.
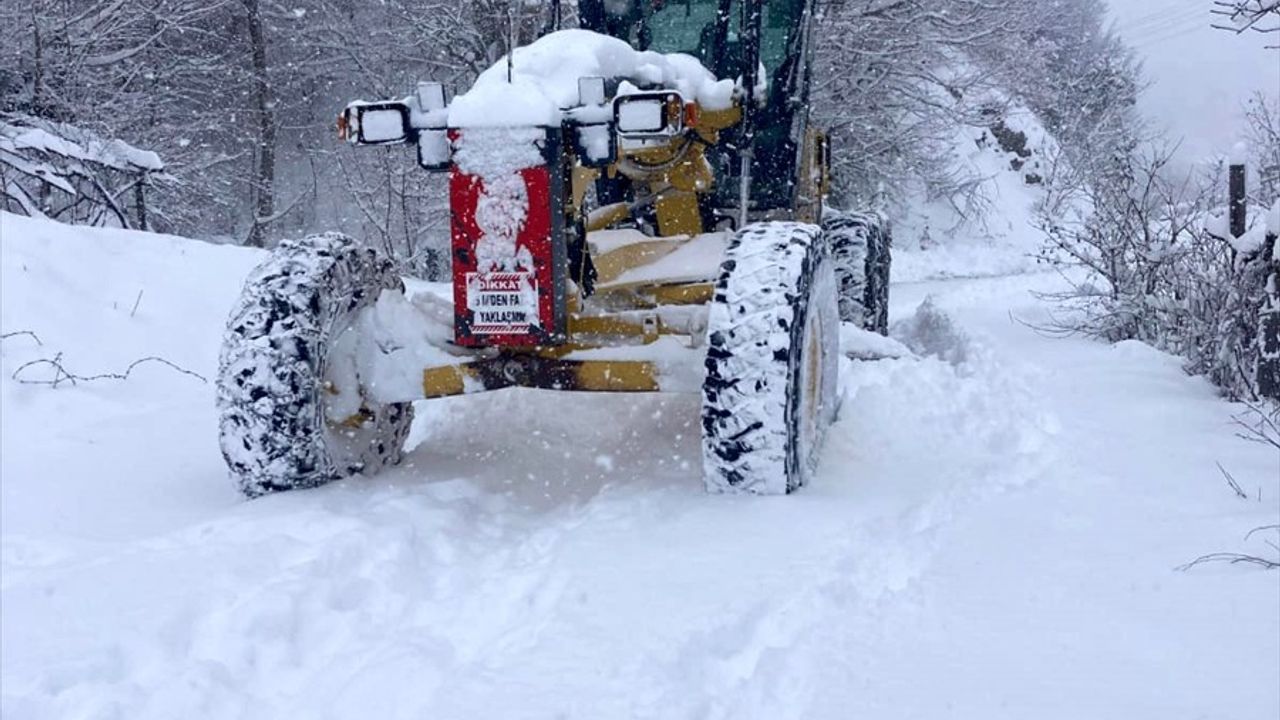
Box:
701, 221, 840, 494
216, 233, 414, 498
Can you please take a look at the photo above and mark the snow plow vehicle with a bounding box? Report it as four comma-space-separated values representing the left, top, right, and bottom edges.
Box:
217, 0, 891, 498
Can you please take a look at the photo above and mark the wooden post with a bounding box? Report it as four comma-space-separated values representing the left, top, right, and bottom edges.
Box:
1260, 232, 1280, 401
1229, 162, 1246, 238
134, 172, 149, 231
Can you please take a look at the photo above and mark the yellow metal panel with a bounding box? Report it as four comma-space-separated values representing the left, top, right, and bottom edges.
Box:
423, 364, 468, 399
622, 142, 687, 171
529, 344, 582, 359
585, 202, 633, 233
694, 105, 742, 133
568, 315, 649, 337
590, 237, 686, 284
571, 166, 599, 211
665, 148, 714, 194
656, 192, 702, 237
796, 127, 825, 223
337, 408, 372, 429
647, 282, 714, 306
573, 360, 660, 392
421, 356, 660, 395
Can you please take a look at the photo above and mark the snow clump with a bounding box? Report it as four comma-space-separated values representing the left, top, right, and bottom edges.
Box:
449, 29, 735, 129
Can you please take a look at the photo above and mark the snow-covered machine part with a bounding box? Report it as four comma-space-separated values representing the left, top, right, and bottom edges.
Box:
340, 30, 737, 139
702, 222, 839, 494
217, 234, 414, 497
450, 30, 735, 129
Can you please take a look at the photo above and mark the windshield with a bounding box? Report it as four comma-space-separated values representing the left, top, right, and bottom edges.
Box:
579, 0, 805, 79
645, 0, 728, 59
760, 1, 803, 76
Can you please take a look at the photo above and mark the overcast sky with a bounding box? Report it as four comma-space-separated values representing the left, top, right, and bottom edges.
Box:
1106, 0, 1279, 168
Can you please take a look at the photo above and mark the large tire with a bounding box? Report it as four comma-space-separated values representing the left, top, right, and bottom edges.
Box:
822, 210, 892, 334
701, 221, 840, 494
865, 214, 892, 335
217, 233, 414, 498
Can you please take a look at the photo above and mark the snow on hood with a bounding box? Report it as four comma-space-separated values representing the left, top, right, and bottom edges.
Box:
448, 29, 735, 129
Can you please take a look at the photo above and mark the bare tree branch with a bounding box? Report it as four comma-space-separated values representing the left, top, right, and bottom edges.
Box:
12, 353, 207, 387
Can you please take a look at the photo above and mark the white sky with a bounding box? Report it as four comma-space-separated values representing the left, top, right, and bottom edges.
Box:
1106, 0, 1279, 168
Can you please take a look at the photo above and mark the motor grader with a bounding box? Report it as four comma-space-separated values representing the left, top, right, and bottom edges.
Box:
216, 0, 891, 498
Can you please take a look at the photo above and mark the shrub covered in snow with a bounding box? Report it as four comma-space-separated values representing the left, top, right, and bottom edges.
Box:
1, 113, 164, 229
1035, 141, 1279, 402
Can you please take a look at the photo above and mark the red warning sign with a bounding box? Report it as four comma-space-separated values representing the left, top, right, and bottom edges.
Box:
448, 129, 558, 347
466, 271, 539, 334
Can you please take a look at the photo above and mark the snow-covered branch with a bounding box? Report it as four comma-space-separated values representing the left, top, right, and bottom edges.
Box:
1211, 0, 1280, 35
1, 113, 166, 229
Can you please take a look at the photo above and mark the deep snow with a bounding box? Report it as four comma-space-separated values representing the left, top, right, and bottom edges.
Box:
1, 210, 1277, 719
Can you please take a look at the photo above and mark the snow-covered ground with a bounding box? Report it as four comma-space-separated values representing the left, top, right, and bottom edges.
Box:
2, 210, 1277, 719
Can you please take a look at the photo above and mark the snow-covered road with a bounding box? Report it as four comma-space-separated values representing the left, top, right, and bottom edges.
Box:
2, 213, 1277, 719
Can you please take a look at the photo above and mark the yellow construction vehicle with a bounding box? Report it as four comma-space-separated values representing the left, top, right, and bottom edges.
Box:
217, 0, 891, 498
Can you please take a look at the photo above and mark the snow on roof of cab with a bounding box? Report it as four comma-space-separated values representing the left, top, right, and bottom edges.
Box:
448, 29, 735, 129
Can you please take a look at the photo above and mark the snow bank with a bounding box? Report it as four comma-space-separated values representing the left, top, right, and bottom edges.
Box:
891, 296, 973, 366
1204, 210, 1231, 241
0, 212, 262, 540
1228, 224, 1269, 256
840, 324, 911, 361
449, 29, 735, 128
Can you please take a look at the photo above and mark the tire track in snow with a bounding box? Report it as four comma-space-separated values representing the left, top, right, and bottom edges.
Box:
384, 309, 1055, 718
3, 302, 1056, 719
620, 309, 1059, 719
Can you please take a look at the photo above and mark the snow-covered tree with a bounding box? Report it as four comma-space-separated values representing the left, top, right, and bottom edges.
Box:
971, 0, 1144, 180
1244, 93, 1280, 205
1034, 138, 1277, 401
810, 0, 1013, 211
808, 0, 1143, 226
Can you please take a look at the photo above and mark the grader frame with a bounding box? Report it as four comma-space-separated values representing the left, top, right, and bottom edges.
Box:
336, 0, 828, 402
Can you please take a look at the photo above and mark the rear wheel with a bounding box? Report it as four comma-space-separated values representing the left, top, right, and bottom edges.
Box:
822, 210, 892, 334
217, 233, 414, 498
701, 221, 840, 494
